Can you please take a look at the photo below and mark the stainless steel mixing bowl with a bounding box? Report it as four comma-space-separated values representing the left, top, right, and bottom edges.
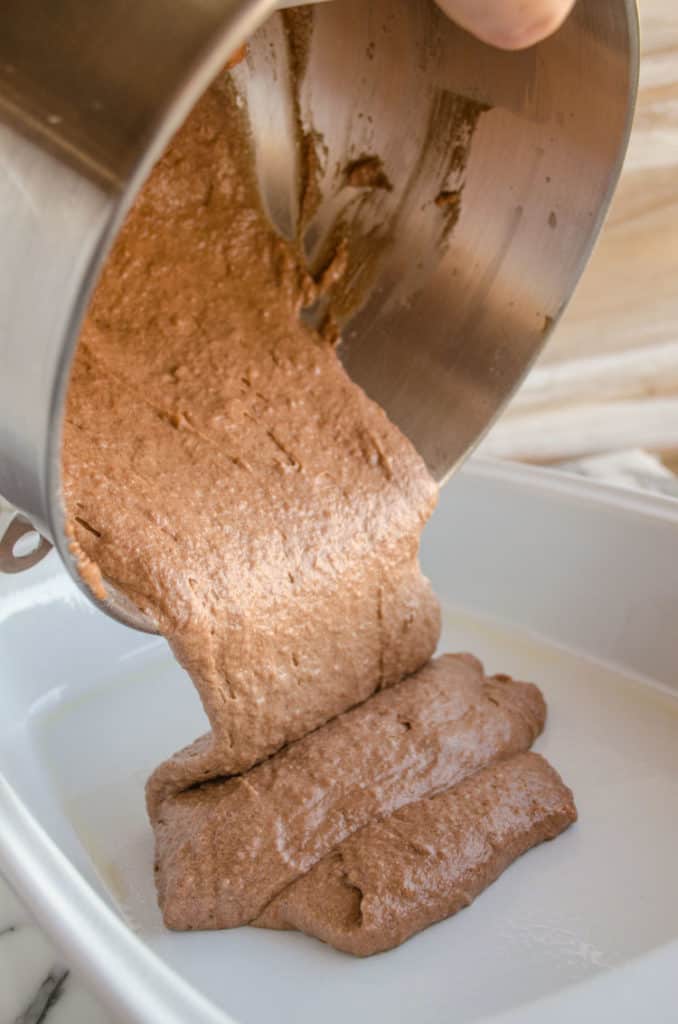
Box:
0, 0, 638, 630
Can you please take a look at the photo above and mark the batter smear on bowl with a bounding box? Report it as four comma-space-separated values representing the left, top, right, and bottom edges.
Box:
62, 72, 576, 955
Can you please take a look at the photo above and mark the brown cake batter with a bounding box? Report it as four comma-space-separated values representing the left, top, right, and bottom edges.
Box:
63, 75, 440, 800
62, 63, 576, 956
153, 654, 546, 930
255, 753, 577, 956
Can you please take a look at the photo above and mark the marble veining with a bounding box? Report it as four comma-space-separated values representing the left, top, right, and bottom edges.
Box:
13, 970, 70, 1024
0, 875, 110, 1024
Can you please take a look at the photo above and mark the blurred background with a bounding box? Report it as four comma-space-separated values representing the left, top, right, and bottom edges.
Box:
482, 0, 678, 485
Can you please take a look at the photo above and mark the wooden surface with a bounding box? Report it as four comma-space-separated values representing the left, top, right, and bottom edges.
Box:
486, 0, 678, 463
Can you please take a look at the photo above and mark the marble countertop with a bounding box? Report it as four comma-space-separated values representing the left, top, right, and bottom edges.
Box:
0, 875, 112, 1023
2, 1, 676, 1021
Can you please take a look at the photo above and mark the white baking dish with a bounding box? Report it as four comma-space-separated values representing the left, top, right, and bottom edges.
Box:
1, 457, 677, 1024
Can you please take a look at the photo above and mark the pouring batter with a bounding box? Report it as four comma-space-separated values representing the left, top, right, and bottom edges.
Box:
62, 67, 575, 956
63, 75, 441, 799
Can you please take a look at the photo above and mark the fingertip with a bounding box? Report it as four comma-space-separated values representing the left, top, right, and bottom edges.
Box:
437, 0, 576, 52
485, 4, 575, 51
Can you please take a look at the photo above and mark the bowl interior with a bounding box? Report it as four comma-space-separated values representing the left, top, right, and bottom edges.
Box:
236, 0, 638, 481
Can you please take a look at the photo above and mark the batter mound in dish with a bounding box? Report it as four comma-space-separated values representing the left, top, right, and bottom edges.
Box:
153, 654, 547, 930
255, 753, 577, 957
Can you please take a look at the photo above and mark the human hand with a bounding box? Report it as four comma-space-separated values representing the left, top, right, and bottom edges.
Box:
435, 0, 576, 50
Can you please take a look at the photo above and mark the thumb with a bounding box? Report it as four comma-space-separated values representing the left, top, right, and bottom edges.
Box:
435, 0, 576, 50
